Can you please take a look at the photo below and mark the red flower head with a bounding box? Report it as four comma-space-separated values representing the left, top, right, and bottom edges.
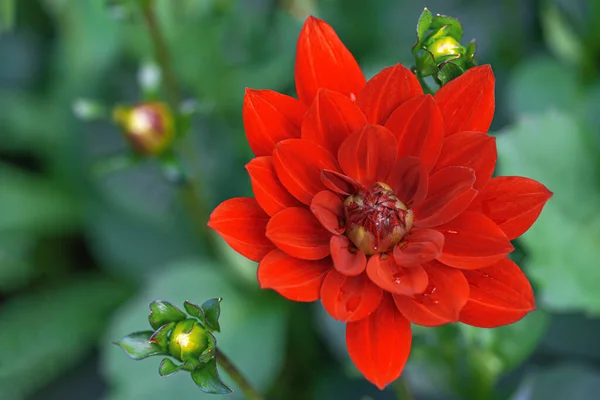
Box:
208, 17, 552, 389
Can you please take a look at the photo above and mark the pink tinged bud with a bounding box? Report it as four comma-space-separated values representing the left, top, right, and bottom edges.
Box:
113, 102, 175, 155
344, 182, 414, 256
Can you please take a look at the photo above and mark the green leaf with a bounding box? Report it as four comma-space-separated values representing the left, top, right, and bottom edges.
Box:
436, 61, 463, 85
0, 164, 81, 233
429, 14, 463, 41
416, 49, 439, 77
149, 300, 187, 330
0, 274, 133, 398
514, 363, 600, 400
198, 332, 217, 363
506, 56, 580, 117
191, 358, 233, 394
465, 41, 477, 61
0, 0, 15, 32
158, 358, 184, 377
415, 8, 433, 44
0, 234, 37, 292
183, 300, 206, 324
149, 322, 176, 350
102, 260, 287, 400
496, 111, 600, 314
115, 331, 167, 360
201, 298, 222, 332
540, 1, 584, 68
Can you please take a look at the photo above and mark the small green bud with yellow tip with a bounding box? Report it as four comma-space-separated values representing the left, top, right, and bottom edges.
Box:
169, 319, 210, 361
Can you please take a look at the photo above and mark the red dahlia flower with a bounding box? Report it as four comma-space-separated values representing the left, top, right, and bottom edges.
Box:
208, 16, 552, 389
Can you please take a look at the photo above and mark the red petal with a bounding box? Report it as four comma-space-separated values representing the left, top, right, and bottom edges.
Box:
320, 169, 360, 196
469, 176, 553, 240
436, 211, 514, 269
243, 89, 306, 156
246, 157, 303, 216
295, 17, 365, 105
414, 166, 478, 228
393, 261, 469, 326
301, 89, 367, 155
338, 125, 397, 187
310, 191, 345, 235
330, 235, 367, 276
385, 95, 444, 171
346, 295, 412, 390
433, 132, 497, 190
266, 207, 331, 260
460, 257, 535, 327
434, 65, 495, 136
386, 157, 429, 208
357, 63, 423, 124
393, 229, 445, 268
366, 254, 429, 295
208, 197, 275, 262
258, 249, 330, 302
273, 139, 341, 204
321, 270, 383, 322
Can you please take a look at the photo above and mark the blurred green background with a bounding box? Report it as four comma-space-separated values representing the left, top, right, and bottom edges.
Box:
1, 0, 600, 399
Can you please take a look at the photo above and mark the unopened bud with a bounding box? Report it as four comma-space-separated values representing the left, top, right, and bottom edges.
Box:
169, 319, 210, 362
113, 102, 174, 156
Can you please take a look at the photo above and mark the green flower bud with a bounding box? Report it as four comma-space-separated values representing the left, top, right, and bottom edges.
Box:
427, 36, 463, 63
169, 319, 209, 361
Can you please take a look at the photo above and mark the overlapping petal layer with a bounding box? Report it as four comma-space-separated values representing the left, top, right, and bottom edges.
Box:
209, 15, 551, 391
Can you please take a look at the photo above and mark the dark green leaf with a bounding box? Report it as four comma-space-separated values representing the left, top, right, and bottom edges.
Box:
114, 331, 167, 360
201, 298, 222, 332
465, 41, 477, 61
191, 358, 233, 394
148, 300, 187, 330
158, 358, 184, 377
437, 61, 463, 85
183, 300, 206, 324
416, 49, 439, 77
198, 332, 217, 363
149, 322, 176, 350
429, 14, 463, 41
415, 8, 433, 44
0, 275, 133, 398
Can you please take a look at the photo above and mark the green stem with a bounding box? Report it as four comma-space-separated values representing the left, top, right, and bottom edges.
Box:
140, 0, 218, 257
216, 348, 264, 400
393, 376, 414, 400
140, 0, 180, 107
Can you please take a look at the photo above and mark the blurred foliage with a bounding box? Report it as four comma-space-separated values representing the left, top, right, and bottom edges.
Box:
1, 0, 600, 400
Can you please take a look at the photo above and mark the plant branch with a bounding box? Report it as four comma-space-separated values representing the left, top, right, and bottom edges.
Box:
140, 0, 218, 257
216, 348, 264, 400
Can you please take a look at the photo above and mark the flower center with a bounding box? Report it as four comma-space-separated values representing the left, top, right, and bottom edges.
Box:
344, 182, 413, 256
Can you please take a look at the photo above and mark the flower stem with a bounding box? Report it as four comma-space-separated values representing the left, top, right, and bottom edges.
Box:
393, 376, 415, 400
216, 348, 264, 400
139, 0, 218, 256
140, 0, 180, 107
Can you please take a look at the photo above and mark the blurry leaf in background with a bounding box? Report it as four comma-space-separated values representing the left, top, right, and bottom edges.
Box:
0, 234, 36, 292
0, 163, 81, 233
0, 0, 14, 32
102, 259, 287, 400
0, 274, 133, 399
496, 111, 600, 314
506, 56, 580, 117
512, 363, 600, 400
540, 1, 584, 69
461, 311, 550, 379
